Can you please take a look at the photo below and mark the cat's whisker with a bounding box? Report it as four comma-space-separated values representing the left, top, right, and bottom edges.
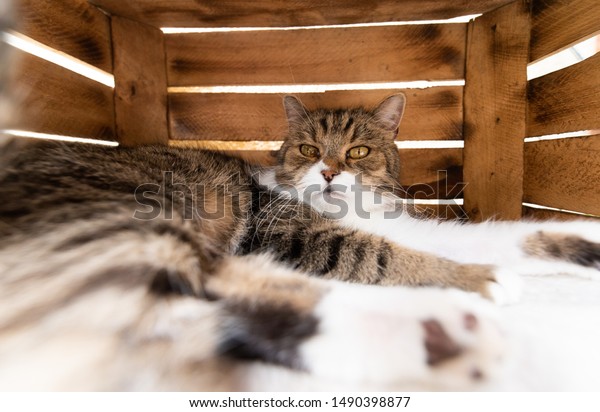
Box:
250, 191, 295, 249
262, 198, 300, 246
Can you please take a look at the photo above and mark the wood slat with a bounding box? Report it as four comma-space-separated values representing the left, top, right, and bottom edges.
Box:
523, 206, 600, 221
221, 150, 279, 167
528, 52, 600, 137
165, 24, 467, 86
463, 0, 530, 222
112, 17, 169, 146
411, 204, 467, 221
4, 51, 115, 140
531, 0, 600, 62
169, 142, 464, 200
524, 136, 600, 216
399, 148, 464, 200
16, 0, 113, 72
89, 0, 514, 28
169, 88, 463, 142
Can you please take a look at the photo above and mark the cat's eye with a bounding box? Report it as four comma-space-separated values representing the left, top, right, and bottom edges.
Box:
347, 146, 370, 159
300, 144, 320, 158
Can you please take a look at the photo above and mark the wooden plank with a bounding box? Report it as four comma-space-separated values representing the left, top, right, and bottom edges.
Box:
531, 0, 600, 62
528, 52, 600, 137
169, 88, 463, 142
16, 0, 113, 72
4, 51, 115, 140
165, 24, 467, 86
111, 17, 169, 146
523, 206, 600, 221
399, 148, 464, 200
411, 204, 468, 221
524, 136, 600, 216
223, 150, 279, 167
463, 1, 530, 222
89, 0, 514, 28
169, 141, 464, 200
0, 2, 16, 131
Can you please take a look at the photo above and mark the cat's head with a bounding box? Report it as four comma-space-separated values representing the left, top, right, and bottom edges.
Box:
274, 94, 405, 214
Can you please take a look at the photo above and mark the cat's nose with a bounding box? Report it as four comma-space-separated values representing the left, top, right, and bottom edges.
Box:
321, 169, 339, 183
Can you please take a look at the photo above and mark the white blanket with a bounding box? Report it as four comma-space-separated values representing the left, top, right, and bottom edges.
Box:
495, 274, 600, 390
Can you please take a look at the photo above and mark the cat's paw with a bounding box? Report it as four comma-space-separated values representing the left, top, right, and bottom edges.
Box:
486, 268, 523, 305
523, 229, 600, 272
299, 283, 507, 390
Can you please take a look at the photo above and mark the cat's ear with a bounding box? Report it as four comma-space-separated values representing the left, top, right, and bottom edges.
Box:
283, 95, 307, 126
373, 93, 406, 133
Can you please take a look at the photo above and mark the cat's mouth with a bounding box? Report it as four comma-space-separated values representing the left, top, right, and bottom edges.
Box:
323, 185, 347, 199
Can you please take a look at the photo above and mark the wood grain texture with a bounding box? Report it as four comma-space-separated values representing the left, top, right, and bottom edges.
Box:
165, 24, 466, 86
169, 142, 464, 200
463, 1, 530, 222
528, 52, 600, 137
4, 51, 115, 140
412, 204, 468, 221
524, 136, 600, 216
89, 0, 514, 28
530, 0, 600, 62
169, 88, 463, 142
111, 17, 169, 146
399, 148, 464, 200
522, 206, 600, 221
16, 0, 113, 72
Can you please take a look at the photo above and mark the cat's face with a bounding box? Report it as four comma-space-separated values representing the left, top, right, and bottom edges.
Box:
274, 94, 405, 215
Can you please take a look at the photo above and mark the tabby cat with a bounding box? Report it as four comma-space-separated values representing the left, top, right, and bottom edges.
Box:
0, 91, 599, 390
272, 95, 600, 282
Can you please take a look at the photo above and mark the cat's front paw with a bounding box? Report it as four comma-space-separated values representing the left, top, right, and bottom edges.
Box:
299, 284, 507, 390
459, 264, 522, 305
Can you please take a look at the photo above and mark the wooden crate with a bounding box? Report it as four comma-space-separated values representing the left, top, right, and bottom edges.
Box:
3, 0, 600, 221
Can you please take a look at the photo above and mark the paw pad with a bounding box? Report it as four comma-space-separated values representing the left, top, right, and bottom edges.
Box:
422, 319, 463, 365
463, 313, 478, 331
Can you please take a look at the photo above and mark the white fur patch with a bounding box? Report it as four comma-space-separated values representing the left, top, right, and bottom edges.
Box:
299, 282, 506, 389
294, 161, 398, 220
488, 268, 523, 306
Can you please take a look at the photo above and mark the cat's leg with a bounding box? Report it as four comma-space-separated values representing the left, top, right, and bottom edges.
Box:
418, 218, 600, 278
420, 218, 600, 279
519, 226, 600, 278
339, 214, 532, 266
248, 214, 521, 304
206, 254, 507, 390
346, 213, 600, 278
